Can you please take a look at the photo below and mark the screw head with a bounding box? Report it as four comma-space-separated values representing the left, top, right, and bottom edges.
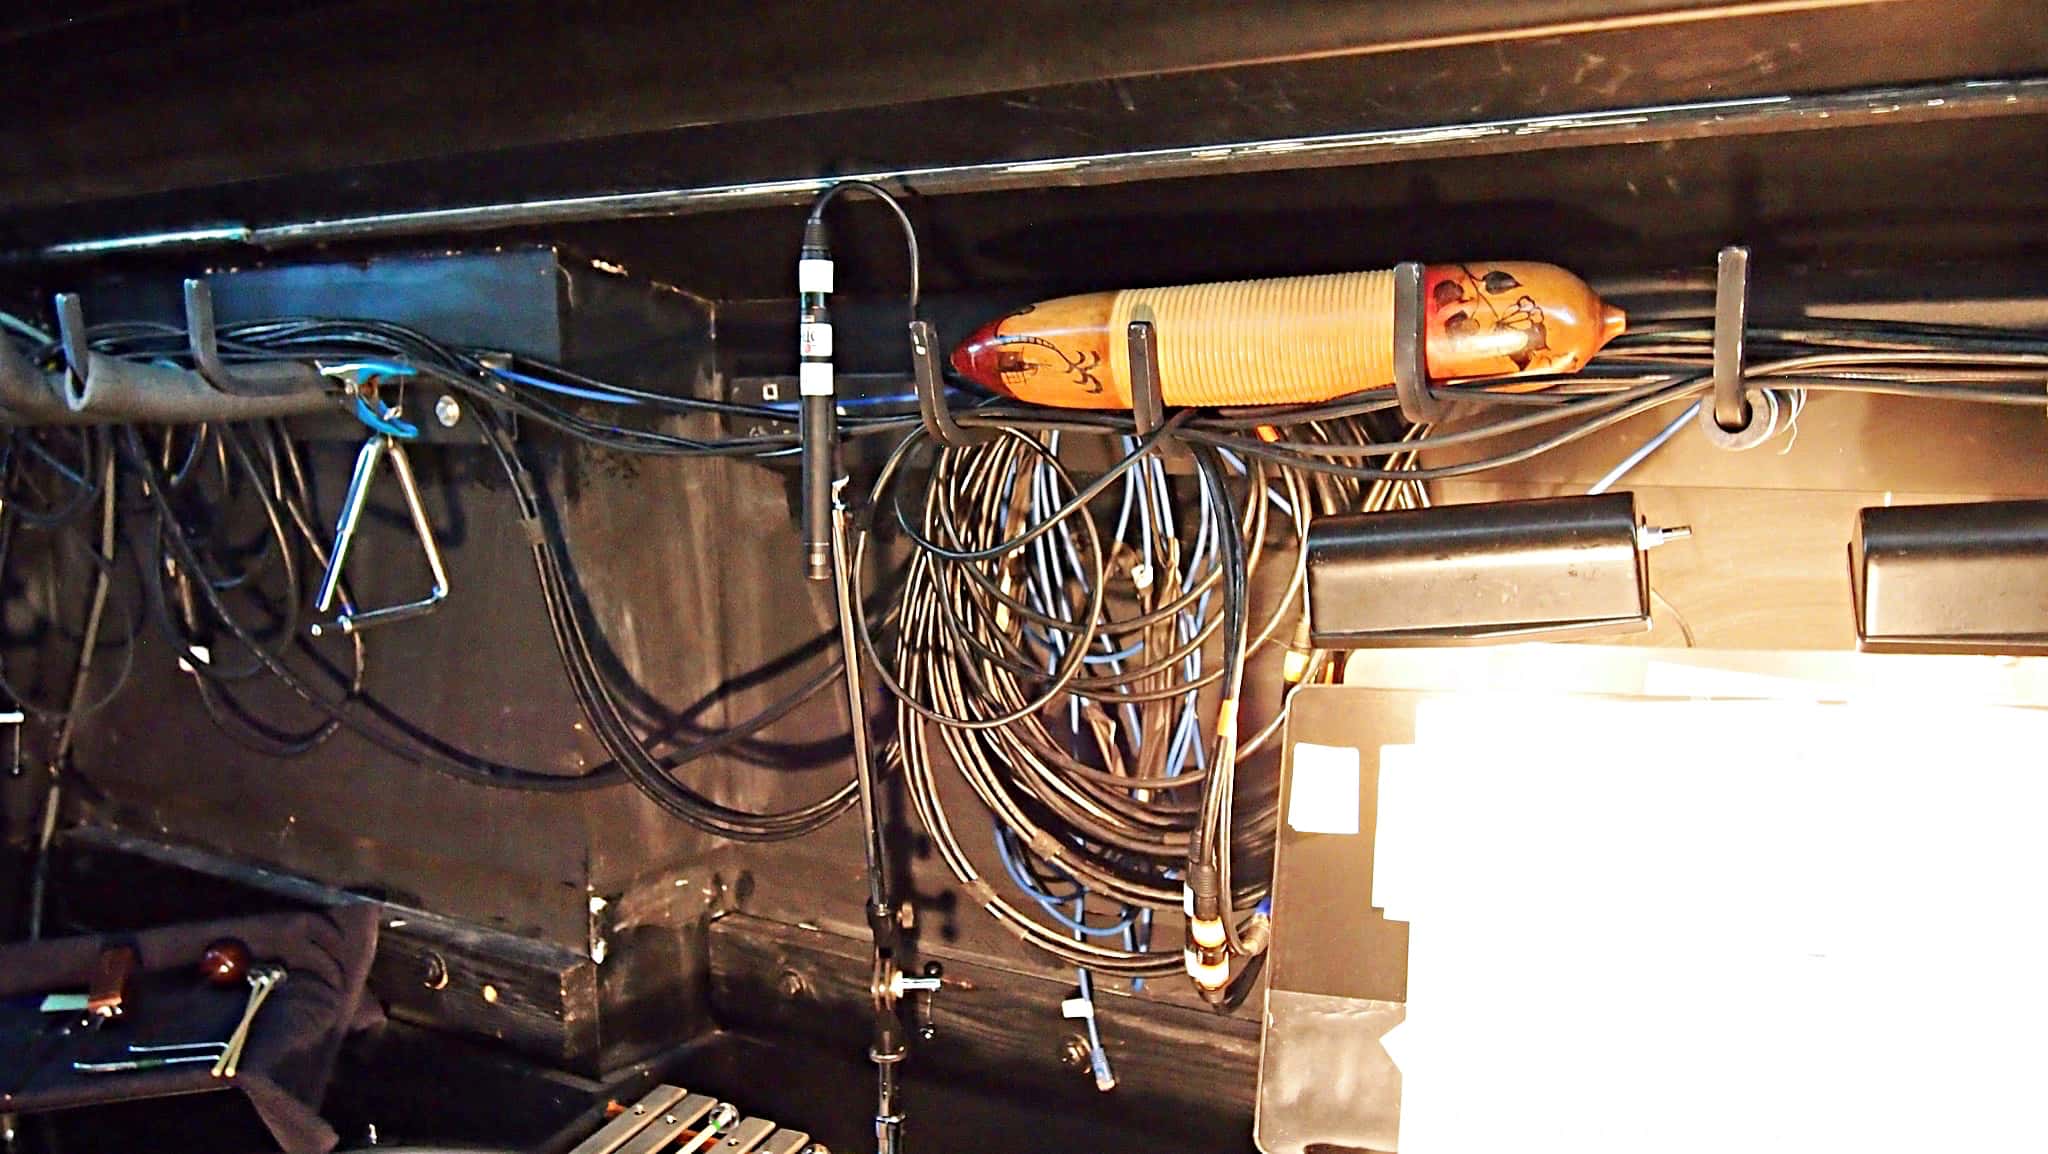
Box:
777, 969, 810, 999
434, 394, 462, 427
421, 952, 449, 990
1060, 1035, 1091, 1069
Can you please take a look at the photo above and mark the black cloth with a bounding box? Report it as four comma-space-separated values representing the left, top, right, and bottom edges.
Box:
0, 906, 382, 1153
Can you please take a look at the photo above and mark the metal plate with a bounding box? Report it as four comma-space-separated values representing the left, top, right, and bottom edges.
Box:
754, 1131, 812, 1154
564, 1086, 690, 1154
614, 1094, 718, 1154
719, 1116, 780, 1154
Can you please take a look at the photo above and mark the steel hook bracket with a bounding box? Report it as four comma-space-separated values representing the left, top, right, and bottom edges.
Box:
1695, 245, 1781, 450
53, 292, 91, 399
1391, 260, 1447, 426
183, 278, 328, 398
910, 319, 990, 449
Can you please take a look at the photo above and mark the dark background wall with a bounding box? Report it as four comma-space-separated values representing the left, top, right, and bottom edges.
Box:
0, 1, 2045, 1144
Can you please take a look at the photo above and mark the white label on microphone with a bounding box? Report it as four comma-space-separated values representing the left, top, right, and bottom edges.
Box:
799, 360, 835, 396
799, 322, 833, 358
797, 258, 835, 294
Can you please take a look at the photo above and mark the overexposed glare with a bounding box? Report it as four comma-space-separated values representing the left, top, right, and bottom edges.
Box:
1373, 694, 2048, 1154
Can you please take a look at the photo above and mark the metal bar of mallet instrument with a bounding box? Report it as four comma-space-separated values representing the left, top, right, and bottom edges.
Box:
675, 1105, 741, 1154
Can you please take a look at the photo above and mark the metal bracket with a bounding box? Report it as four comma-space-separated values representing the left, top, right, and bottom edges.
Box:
1711, 245, 1751, 431
53, 292, 90, 399
183, 278, 327, 398
910, 319, 989, 449
309, 429, 449, 636
1125, 316, 1192, 468
184, 279, 253, 395
1126, 318, 1168, 439
1695, 245, 1778, 450
1391, 261, 1446, 425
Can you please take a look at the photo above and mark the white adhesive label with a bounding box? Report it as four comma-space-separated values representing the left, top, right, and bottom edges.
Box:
797, 258, 835, 294
1287, 742, 1361, 834
799, 360, 834, 396
799, 322, 833, 358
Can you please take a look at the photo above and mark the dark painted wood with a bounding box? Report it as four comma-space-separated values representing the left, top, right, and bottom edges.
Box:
46, 827, 706, 1075
11, 2, 2019, 213
707, 912, 1260, 1124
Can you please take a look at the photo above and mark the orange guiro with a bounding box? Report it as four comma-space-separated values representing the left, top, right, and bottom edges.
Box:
949, 262, 1625, 409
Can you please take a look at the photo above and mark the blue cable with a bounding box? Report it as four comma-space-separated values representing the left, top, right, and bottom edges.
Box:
992, 829, 1135, 936
995, 432, 1219, 1007
759, 389, 972, 413
1021, 629, 1146, 663
340, 360, 419, 381
353, 395, 420, 440
1589, 397, 1701, 495
487, 364, 644, 407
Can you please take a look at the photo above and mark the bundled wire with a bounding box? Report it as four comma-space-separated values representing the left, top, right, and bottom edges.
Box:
829, 303, 2047, 989
67, 316, 922, 461
0, 311, 872, 836
5, 245, 2047, 965
845, 411, 1341, 978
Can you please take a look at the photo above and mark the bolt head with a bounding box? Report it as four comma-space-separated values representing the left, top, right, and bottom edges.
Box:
1060, 1035, 1092, 1069
434, 394, 462, 427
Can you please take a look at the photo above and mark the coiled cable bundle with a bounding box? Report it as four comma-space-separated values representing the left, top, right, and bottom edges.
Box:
844, 408, 1415, 986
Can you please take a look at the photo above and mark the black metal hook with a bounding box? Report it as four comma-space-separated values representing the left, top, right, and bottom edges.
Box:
53, 292, 90, 396
1122, 315, 1196, 469
1391, 261, 1446, 426
1694, 244, 1780, 450
182, 278, 329, 399
183, 278, 249, 395
1125, 317, 1192, 469
1126, 319, 1167, 439
909, 319, 990, 449
1711, 246, 1751, 431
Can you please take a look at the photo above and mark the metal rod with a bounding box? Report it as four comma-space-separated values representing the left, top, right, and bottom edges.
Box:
28, 77, 2048, 261
73, 1054, 219, 1073
874, 1057, 902, 1154
314, 434, 392, 614
829, 495, 890, 922
832, 497, 913, 1154
310, 436, 450, 635
321, 442, 449, 633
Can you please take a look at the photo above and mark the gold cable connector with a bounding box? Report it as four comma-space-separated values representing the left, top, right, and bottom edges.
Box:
1281, 617, 1315, 685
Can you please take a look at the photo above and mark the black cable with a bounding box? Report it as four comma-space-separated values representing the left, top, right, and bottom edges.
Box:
119, 425, 622, 793
31, 296, 2048, 965
467, 404, 858, 840
805, 179, 921, 320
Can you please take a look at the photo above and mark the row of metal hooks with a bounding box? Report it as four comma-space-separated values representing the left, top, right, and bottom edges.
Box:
906, 247, 1775, 451
53, 278, 322, 400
